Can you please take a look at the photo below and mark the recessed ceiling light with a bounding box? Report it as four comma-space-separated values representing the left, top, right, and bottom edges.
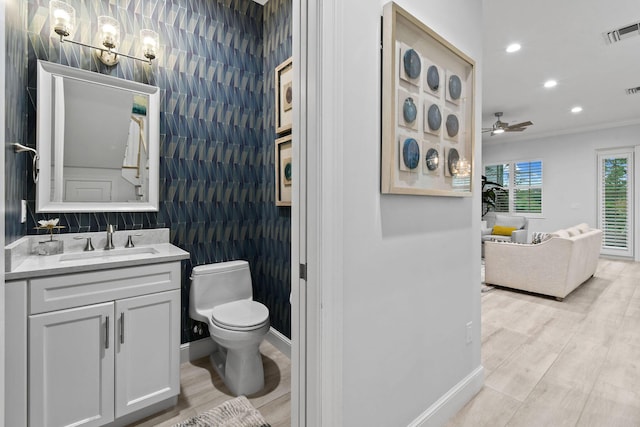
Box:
544, 79, 557, 88
506, 43, 521, 53
571, 106, 583, 113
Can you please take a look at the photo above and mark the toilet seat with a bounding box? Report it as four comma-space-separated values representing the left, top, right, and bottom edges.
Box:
211, 300, 269, 331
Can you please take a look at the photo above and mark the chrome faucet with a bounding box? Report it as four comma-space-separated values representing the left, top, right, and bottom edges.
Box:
74, 236, 95, 251
105, 224, 116, 250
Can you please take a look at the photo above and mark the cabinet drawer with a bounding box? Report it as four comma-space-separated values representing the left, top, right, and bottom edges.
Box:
30, 262, 181, 314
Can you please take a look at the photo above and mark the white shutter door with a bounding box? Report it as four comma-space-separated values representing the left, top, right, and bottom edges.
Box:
598, 150, 634, 257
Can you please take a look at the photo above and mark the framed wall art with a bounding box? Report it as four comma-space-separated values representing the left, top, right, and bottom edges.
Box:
275, 134, 292, 206
275, 57, 293, 134
381, 2, 475, 196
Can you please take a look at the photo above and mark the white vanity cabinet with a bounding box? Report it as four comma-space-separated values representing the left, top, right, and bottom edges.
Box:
114, 291, 180, 417
7, 261, 182, 427
29, 302, 116, 427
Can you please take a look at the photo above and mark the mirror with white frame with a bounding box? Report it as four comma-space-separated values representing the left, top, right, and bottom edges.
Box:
36, 60, 159, 212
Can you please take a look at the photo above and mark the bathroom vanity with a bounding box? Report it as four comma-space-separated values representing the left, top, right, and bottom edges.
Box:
5, 229, 189, 427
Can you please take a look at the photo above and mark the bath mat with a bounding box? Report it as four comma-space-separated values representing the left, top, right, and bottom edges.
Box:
173, 395, 270, 427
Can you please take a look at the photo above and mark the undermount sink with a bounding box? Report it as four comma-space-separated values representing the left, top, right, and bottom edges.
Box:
60, 247, 159, 262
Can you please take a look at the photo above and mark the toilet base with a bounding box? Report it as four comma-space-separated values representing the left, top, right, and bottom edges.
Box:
210, 345, 265, 396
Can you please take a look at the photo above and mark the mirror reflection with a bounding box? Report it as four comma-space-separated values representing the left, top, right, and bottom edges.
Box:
37, 60, 159, 212
53, 77, 150, 203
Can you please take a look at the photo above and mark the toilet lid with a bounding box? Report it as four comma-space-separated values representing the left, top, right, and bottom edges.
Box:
211, 300, 269, 331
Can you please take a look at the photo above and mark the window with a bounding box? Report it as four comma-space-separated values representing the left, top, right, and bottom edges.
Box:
597, 150, 634, 257
484, 160, 543, 215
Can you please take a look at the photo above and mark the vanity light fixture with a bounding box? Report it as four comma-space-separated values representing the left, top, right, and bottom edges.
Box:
49, 0, 159, 66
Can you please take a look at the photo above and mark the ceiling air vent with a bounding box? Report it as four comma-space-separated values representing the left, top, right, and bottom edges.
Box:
626, 86, 640, 95
604, 21, 640, 44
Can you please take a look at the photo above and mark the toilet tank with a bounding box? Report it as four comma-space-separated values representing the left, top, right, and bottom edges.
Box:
189, 260, 253, 319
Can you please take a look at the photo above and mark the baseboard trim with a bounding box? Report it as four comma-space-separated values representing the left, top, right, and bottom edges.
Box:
408, 365, 484, 427
180, 337, 215, 364
180, 327, 291, 364
265, 327, 291, 359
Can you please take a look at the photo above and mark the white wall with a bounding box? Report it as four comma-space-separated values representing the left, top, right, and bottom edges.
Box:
337, 1, 483, 425
483, 124, 640, 235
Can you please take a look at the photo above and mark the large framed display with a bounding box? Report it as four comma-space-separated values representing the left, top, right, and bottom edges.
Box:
275, 134, 292, 206
275, 57, 293, 134
381, 2, 475, 196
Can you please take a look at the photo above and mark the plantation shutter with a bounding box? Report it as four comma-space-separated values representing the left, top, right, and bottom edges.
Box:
513, 161, 542, 214
484, 164, 509, 212
598, 151, 633, 257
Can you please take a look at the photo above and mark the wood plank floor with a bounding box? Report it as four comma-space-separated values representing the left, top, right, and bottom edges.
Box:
130, 340, 291, 427
447, 258, 640, 427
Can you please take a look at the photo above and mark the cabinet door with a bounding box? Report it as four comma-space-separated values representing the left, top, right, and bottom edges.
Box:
29, 302, 115, 427
115, 290, 180, 417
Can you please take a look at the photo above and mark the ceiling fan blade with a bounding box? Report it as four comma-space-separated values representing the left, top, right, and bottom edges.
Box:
482, 128, 494, 133
506, 121, 533, 130
505, 127, 526, 132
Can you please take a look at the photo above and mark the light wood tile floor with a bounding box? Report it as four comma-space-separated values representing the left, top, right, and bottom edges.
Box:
448, 258, 640, 427
130, 340, 291, 427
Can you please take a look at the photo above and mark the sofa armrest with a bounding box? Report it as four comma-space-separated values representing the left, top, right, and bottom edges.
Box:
511, 229, 527, 243
481, 227, 493, 236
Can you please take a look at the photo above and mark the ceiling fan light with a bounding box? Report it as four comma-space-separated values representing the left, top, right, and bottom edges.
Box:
492, 128, 505, 135
506, 43, 521, 53
571, 106, 583, 113
544, 79, 557, 88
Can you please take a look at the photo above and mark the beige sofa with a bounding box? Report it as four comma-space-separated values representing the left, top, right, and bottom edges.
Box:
484, 223, 602, 300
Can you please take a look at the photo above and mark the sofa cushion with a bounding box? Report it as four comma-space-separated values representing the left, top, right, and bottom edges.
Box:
551, 229, 570, 238
567, 227, 582, 236
531, 232, 551, 244
493, 225, 517, 236
495, 214, 526, 229
577, 223, 590, 233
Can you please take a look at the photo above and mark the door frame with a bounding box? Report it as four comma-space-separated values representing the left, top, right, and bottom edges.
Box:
596, 148, 635, 258
292, 0, 343, 425
1, 1, 6, 422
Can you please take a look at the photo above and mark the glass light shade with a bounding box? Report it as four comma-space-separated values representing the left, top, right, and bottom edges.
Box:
140, 29, 159, 60
456, 157, 471, 177
50, 0, 76, 38
98, 16, 119, 49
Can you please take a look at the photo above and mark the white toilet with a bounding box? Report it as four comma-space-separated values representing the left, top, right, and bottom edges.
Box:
189, 260, 270, 396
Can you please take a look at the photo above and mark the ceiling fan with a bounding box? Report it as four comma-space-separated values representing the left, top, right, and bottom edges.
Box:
482, 112, 533, 135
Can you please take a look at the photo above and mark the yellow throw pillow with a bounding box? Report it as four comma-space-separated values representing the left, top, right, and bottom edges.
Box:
493, 225, 517, 236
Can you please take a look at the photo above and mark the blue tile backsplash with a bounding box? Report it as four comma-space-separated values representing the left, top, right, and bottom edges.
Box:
5, 0, 292, 342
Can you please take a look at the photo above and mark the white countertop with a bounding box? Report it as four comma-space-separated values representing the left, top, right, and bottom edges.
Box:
5, 229, 190, 281
6, 243, 189, 281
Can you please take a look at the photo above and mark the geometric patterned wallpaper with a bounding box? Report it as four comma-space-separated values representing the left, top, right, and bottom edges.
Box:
5, 0, 292, 342
5, 0, 28, 244
258, 0, 293, 341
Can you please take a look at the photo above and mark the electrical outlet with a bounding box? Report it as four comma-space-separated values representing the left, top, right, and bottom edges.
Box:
21, 200, 27, 223
466, 321, 473, 344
